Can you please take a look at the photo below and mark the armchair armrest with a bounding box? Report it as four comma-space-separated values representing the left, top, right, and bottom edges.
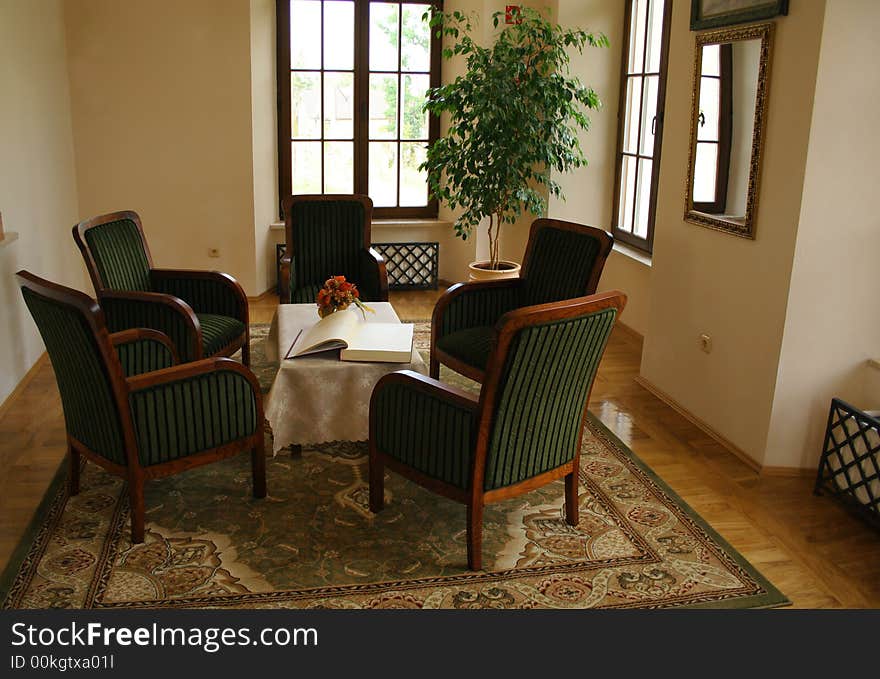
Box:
151, 268, 248, 322
370, 370, 479, 489
431, 279, 523, 341
110, 328, 179, 377
126, 358, 263, 468
99, 290, 203, 363
358, 248, 389, 302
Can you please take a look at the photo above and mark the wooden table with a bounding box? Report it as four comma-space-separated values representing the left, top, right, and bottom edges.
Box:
264, 303, 427, 453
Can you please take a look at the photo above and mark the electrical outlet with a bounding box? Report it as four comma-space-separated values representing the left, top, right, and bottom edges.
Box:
208, 248, 220, 258
699, 333, 712, 354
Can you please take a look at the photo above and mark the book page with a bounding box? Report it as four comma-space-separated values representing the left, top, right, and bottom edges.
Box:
339, 323, 414, 363
285, 309, 360, 358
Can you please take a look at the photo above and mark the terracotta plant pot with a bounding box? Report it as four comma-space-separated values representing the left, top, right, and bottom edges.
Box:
467, 260, 521, 282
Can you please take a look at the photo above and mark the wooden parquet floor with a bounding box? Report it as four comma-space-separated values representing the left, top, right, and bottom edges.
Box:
2, 289, 879, 608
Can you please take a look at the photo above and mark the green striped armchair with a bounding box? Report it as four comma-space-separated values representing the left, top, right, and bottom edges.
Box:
73, 211, 250, 366
280, 195, 388, 304
17, 271, 266, 544
370, 290, 627, 570
431, 218, 613, 382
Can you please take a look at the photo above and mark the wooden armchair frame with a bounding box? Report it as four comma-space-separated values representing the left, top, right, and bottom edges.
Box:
17, 271, 266, 544
371, 290, 627, 570
280, 194, 388, 304
73, 210, 251, 365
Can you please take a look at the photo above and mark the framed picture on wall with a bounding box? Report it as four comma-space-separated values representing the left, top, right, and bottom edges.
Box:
690, 0, 788, 30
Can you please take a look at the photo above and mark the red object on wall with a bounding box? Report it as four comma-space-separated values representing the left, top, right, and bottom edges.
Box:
505, 5, 522, 24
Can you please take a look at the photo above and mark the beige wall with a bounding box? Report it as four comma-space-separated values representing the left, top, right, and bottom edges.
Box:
0, 0, 83, 404
64, 0, 261, 294
640, 0, 827, 466
763, 0, 880, 469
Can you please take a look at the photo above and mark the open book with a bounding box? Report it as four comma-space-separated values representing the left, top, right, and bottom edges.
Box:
284, 309, 414, 363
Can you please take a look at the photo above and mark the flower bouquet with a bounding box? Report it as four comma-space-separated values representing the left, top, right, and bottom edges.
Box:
316, 276, 373, 319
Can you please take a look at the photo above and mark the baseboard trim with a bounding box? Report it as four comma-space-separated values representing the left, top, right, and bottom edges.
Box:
248, 288, 277, 302
634, 375, 763, 474
0, 353, 49, 420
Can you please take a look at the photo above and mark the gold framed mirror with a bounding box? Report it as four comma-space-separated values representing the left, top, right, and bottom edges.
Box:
685, 22, 773, 238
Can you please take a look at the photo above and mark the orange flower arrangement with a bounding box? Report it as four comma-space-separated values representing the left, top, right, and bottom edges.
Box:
316, 275, 373, 319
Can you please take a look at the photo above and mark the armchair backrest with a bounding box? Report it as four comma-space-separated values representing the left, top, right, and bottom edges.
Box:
284, 195, 372, 292
519, 219, 614, 308
478, 291, 626, 491
73, 211, 153, 293
17, 271, 131, 467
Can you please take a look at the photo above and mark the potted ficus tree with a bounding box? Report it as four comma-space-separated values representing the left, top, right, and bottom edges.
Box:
421, 6, 608, 280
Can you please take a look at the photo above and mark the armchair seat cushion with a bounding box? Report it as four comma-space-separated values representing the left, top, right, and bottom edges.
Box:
436, 325, 495, 373
196, 313, 246, 356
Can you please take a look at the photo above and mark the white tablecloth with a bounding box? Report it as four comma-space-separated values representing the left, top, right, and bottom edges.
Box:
264, 303, 427, 452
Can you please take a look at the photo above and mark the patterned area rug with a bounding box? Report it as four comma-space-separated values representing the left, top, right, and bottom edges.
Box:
0, 323, 786, 609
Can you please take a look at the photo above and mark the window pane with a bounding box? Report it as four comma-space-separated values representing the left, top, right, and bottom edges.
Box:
622, 77, 642, 154
324, 72, 353, 139
323, 1, 354, 70
640, 75, 659, 156
627, 0, 647, 73
618, 155, 637, 234
401, 74, 429, 140
401, 4, 431, 72
291, 0, 322, 69
634, 158, 653, 238
370, 141, 398, 207
694, 143, 718, 203
701, 44, 720, 77
369, 74, 398, 139
324, 142, 353, 193
370, 2, 399, 71
292, 141, 321, 193
400, 142, 428, 206
698, 77, 720, 142
645, 0, 666, 73
291, 72, 321, 139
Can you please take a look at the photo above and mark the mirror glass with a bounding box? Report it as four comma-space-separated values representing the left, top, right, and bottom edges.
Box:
685, 24, 772, 238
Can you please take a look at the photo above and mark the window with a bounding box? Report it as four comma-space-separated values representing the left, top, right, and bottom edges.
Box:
276, 0, 441, 218
692, 43, 732, 214
612, 0, 671, 252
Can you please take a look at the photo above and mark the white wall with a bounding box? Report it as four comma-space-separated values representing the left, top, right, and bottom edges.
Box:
0, 0, 83, 404
763, 0, 880, 469
640, 0, 827, 466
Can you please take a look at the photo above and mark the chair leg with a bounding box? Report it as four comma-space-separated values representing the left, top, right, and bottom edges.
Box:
564, 471, 579, 526
369, 451, 384, 513
241, 336, 251, 367
430, 354, 440, 380
252, 436, 267, 498
129, 477, 145, 544
67, 444, 80, 496
467, 500, 484, 571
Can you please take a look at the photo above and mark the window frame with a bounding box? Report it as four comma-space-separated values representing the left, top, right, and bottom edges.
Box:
692, 43, 732, 214
611, 0, 673, 253
276, 0, 442, 220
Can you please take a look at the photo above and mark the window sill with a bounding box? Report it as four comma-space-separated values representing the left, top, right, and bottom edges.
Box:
0, 232, 19, 248
269, 219, 453, 231
612, 241, 652, 268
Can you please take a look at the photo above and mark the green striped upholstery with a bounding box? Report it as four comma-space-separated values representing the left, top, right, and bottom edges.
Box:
21, 289, 127, 466
289, 199, 382, 302
196, 313, 245, 356
483, 307, 617, 490
439, 284, 520, 337
436, 326, 494, 373
115, 337, 175, 377
153, 275, 240, 318
129, 370, 258, 466
83, 219, 151, 291
520, 226, 602, 307
373, 382, 476, 489
102, 297, 200, 363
